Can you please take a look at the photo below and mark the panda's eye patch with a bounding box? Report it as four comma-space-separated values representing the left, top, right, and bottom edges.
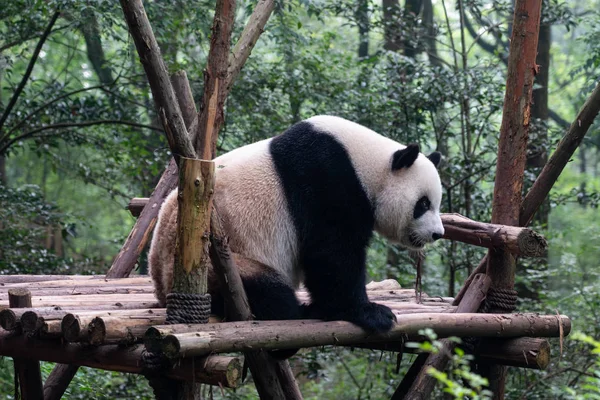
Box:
413, 196, 431, 219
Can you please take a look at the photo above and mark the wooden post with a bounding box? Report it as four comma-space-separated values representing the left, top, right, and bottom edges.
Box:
172, 158, 214, 295
9, 289, 44, 400
210, 212, 303, 399
484, 1, 542, 398
397, 274, 491, 399
455, 81, 600, 306
107, 0, 276, 280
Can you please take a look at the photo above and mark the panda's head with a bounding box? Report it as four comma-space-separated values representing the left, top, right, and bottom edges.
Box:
374, 144, 444, 250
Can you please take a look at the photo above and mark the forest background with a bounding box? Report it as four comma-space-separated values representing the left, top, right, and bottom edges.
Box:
1, 0, 599, 398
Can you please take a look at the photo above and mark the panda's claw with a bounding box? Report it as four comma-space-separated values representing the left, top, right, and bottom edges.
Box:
352, 302, 397, 333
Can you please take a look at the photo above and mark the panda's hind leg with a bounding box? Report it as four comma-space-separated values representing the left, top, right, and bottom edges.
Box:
209, 254, 302, 360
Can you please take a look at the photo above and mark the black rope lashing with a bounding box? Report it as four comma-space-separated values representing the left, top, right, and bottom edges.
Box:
482, 287, 518, 313
141, 350, 177, 399
461, 288, 518, 354
165, 292, 212, 325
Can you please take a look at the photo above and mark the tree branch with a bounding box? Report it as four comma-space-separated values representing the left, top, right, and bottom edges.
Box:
119, 0, 195, 161
4, 84, 112, 140
0, 12, 61, 133
521, 81, 600, 226
225, 0, 275, 95
0, 120, 162, 155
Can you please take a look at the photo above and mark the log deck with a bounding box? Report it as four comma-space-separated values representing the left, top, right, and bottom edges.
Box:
0, 275, 570, 387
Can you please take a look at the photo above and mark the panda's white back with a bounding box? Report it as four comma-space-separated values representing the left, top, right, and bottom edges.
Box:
213, 138, 301, 287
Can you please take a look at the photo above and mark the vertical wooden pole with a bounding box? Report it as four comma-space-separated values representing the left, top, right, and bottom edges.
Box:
172, 158, 215, 294
167, 158, 214, 399
9, 289, 44, 400
397, 274, 491, 399
484, 1, 542, 398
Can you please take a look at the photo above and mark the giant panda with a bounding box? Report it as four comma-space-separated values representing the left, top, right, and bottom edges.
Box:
148, 115, 444, 335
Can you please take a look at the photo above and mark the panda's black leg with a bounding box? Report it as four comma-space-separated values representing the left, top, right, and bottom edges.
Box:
301, 241, 396, 333
239, 264, 302, 360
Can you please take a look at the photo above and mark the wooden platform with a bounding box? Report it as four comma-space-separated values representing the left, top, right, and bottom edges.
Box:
0, 274, 571, 388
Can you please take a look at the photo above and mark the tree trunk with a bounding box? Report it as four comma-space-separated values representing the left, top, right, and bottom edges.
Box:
382, 0, 402, 51
484, 0, 543, 397
356, 0, 370, 58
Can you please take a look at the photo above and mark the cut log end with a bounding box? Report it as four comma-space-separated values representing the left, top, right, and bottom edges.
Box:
0, 309, 19, 331
517, 230, 548, 258
61, 314, 81, 342
21, 311, 40, 333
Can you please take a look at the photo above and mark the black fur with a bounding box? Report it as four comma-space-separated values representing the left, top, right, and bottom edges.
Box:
413, 196, 431, 219
269, 121, 396, 333
427, 151, 442, 167
211, 266, 302, 360
392, 144, 420, 170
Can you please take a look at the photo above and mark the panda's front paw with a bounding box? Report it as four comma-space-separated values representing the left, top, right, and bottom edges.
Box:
352, 302, 397, 333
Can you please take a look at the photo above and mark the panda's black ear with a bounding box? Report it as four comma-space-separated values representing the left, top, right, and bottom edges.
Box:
392, 144, 420, 171
428, 151, 442, 168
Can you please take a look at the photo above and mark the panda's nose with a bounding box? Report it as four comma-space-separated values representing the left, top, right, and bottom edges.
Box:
432, 233, 442, 241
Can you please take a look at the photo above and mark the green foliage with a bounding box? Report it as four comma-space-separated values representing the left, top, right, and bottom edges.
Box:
406, 329, 492, 400
1, 0, 600, 397
563, 332, 600, 400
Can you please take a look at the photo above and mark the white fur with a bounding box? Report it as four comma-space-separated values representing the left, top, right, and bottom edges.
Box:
148, 115, 444, 298
307, 116, 444, 249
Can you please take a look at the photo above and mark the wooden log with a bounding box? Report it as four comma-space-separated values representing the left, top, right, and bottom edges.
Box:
210, 212, 301, 394
210, 203, 302, 399
478, 337, 550, 370
172, 157, 214, 293
358, 337, 551, 370
441, 214, 547, 257
1, 293, 158, 304
0, 332, 243, 388
520, 81, 600, 226
0, 309, 19, 330
0, 275, 105, 284
225, 0, 275, 94
485, 1, 543, 397
119, 0, 194, 159
392, 354, 428, 400
44, 363, 79, 400
111, 0, 275, 281
0, 286, 154, 298
2, 276, 151, 288
9, 289, 44, 400
157, 313, 570, 359
401, 274, 491, 399
4, 294, 160, 309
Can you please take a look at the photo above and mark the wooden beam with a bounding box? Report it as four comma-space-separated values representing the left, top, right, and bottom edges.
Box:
9, 289, 44, 400
209, 211, 303, 399
0, 332, 242, 388
107, 0, 276, 281
400, 274, 491, 399
441, 214, 546, 257
154, 313, 569, 359
520, 81, 600, 226
485, 1, 543, 397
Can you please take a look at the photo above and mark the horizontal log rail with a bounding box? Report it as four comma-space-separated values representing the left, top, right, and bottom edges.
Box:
0, 331, 242, 388
128, 199, 547, 257
361, 337, 551, 370
155, 313, 570, 359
